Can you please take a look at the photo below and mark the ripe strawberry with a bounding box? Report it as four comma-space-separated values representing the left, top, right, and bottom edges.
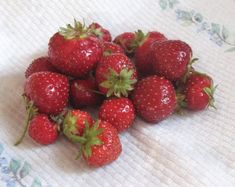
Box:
95, 53, 137, 97
184, 73, 216, 110
88, 23, 112, 42
99, 97, 135, 132
132, 75, 176, 123
151, 40, 192, 81
75, 120, 122, 167
25, 72, 69, 115
25, 57, 57, 78
28, 114, 58, 145
134, 31, 167, 76
70, 78, 103, 108
101, 42, 124, 56
48, 20, 102, 77
63, 110, 93, 139
114, 32, 135, 55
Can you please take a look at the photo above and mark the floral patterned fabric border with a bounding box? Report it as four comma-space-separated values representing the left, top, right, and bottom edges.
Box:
0, 143, 51, 187
158, 0, 235, 52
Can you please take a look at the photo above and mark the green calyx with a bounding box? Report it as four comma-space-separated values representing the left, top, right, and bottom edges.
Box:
59, 19, 88, 40
175, 93, 187, 114
88, 27, 103, 38
129, 30, 147, 53
203, 84, 217, 109
63, 117, 104, 159
63, 111, 85, 142
181, 58, 199, 83
15, 94, 38, 146
100, 68, 137, 97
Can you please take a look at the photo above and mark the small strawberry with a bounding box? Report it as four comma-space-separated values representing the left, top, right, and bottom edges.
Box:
184, 73, 216, 110
74, 120, 122, 167
70, 78, 103, 108
132, 75, 176, 123
113, 32, 135, 55
101, 42, 124, 56
48, 20, 102, 77
88, 22, 112, 42
63, 110, 93, 139
95, 53, 137, 97
28, 114, 58, 145
25, 72, 69, 115
134, 31, 167, 76
99, 97, 135, 132
151, 40, 192, 81
25, 57, 57, 78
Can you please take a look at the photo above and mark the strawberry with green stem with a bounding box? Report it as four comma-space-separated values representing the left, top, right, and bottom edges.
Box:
67, 119, 122, 167
184, 73, 217, 110
96, 53, 137, 97
48, 19, 102, 77
88, 22, 112, 42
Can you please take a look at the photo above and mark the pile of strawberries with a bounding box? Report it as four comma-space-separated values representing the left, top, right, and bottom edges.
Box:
15, 20, 216, 167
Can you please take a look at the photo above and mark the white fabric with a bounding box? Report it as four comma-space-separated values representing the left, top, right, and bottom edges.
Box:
0, 0, 235, 186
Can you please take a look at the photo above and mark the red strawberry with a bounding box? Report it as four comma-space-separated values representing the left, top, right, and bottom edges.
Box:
99, 97, 135, 132
48, 20, 102, 77
134, 31, 167, 76
25, 57, 57, 78
184, 73, 216, 110
63, 110, 93, 139
28, 114, 58, 145
151, 40, 192, 81
132, 75, 176, 123
75, 120, 122, 167
101, 42, 124, 56
88, 23, 112, 42
25, 72, 69, 115
70, 78, 103, 108
95, 53, 137, 97
114, 32, 135, 55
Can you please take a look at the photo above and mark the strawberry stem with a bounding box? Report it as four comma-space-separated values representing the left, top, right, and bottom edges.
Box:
15, 95, 38, 146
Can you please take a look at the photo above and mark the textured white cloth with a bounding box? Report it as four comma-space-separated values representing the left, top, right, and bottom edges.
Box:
0, 0, 235, 186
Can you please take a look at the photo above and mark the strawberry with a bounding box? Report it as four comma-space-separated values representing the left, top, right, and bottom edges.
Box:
63, 110, 93, 139
151, 40, 192, 81
88, 23, 112, 42
25, 72, 69, 115
28, 114, 58, 145
134, 31, 167, 76
113, 32, 135, 55
48, 20, 102, 77
74, 120, 122, 167
184, 73, 216, 110
132, 75, 176, 123
25, 57, 57, 78
70, 78, 103, 108
95, 53, 137, 97
101, 42, 124, 56
99, 97, 135, 132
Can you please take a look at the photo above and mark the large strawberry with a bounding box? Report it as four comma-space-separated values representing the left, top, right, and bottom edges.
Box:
74, 120, 122, 167
63, 110, 93, 139
151, 40, 192, 81
132, 75, 176, 123
25, 72, 69, 115
88, 22, 112, 42
113, 32, 135, 55
184, 73, 216, 110
95, 53, 137, 97
101, 42, 124, 56
48, 20, 102, 77
25, 57, 57, 78
99, 97, 135, 132
134, 31, 167, 76
70, 78, 103, 108
28, 114, 58, 145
